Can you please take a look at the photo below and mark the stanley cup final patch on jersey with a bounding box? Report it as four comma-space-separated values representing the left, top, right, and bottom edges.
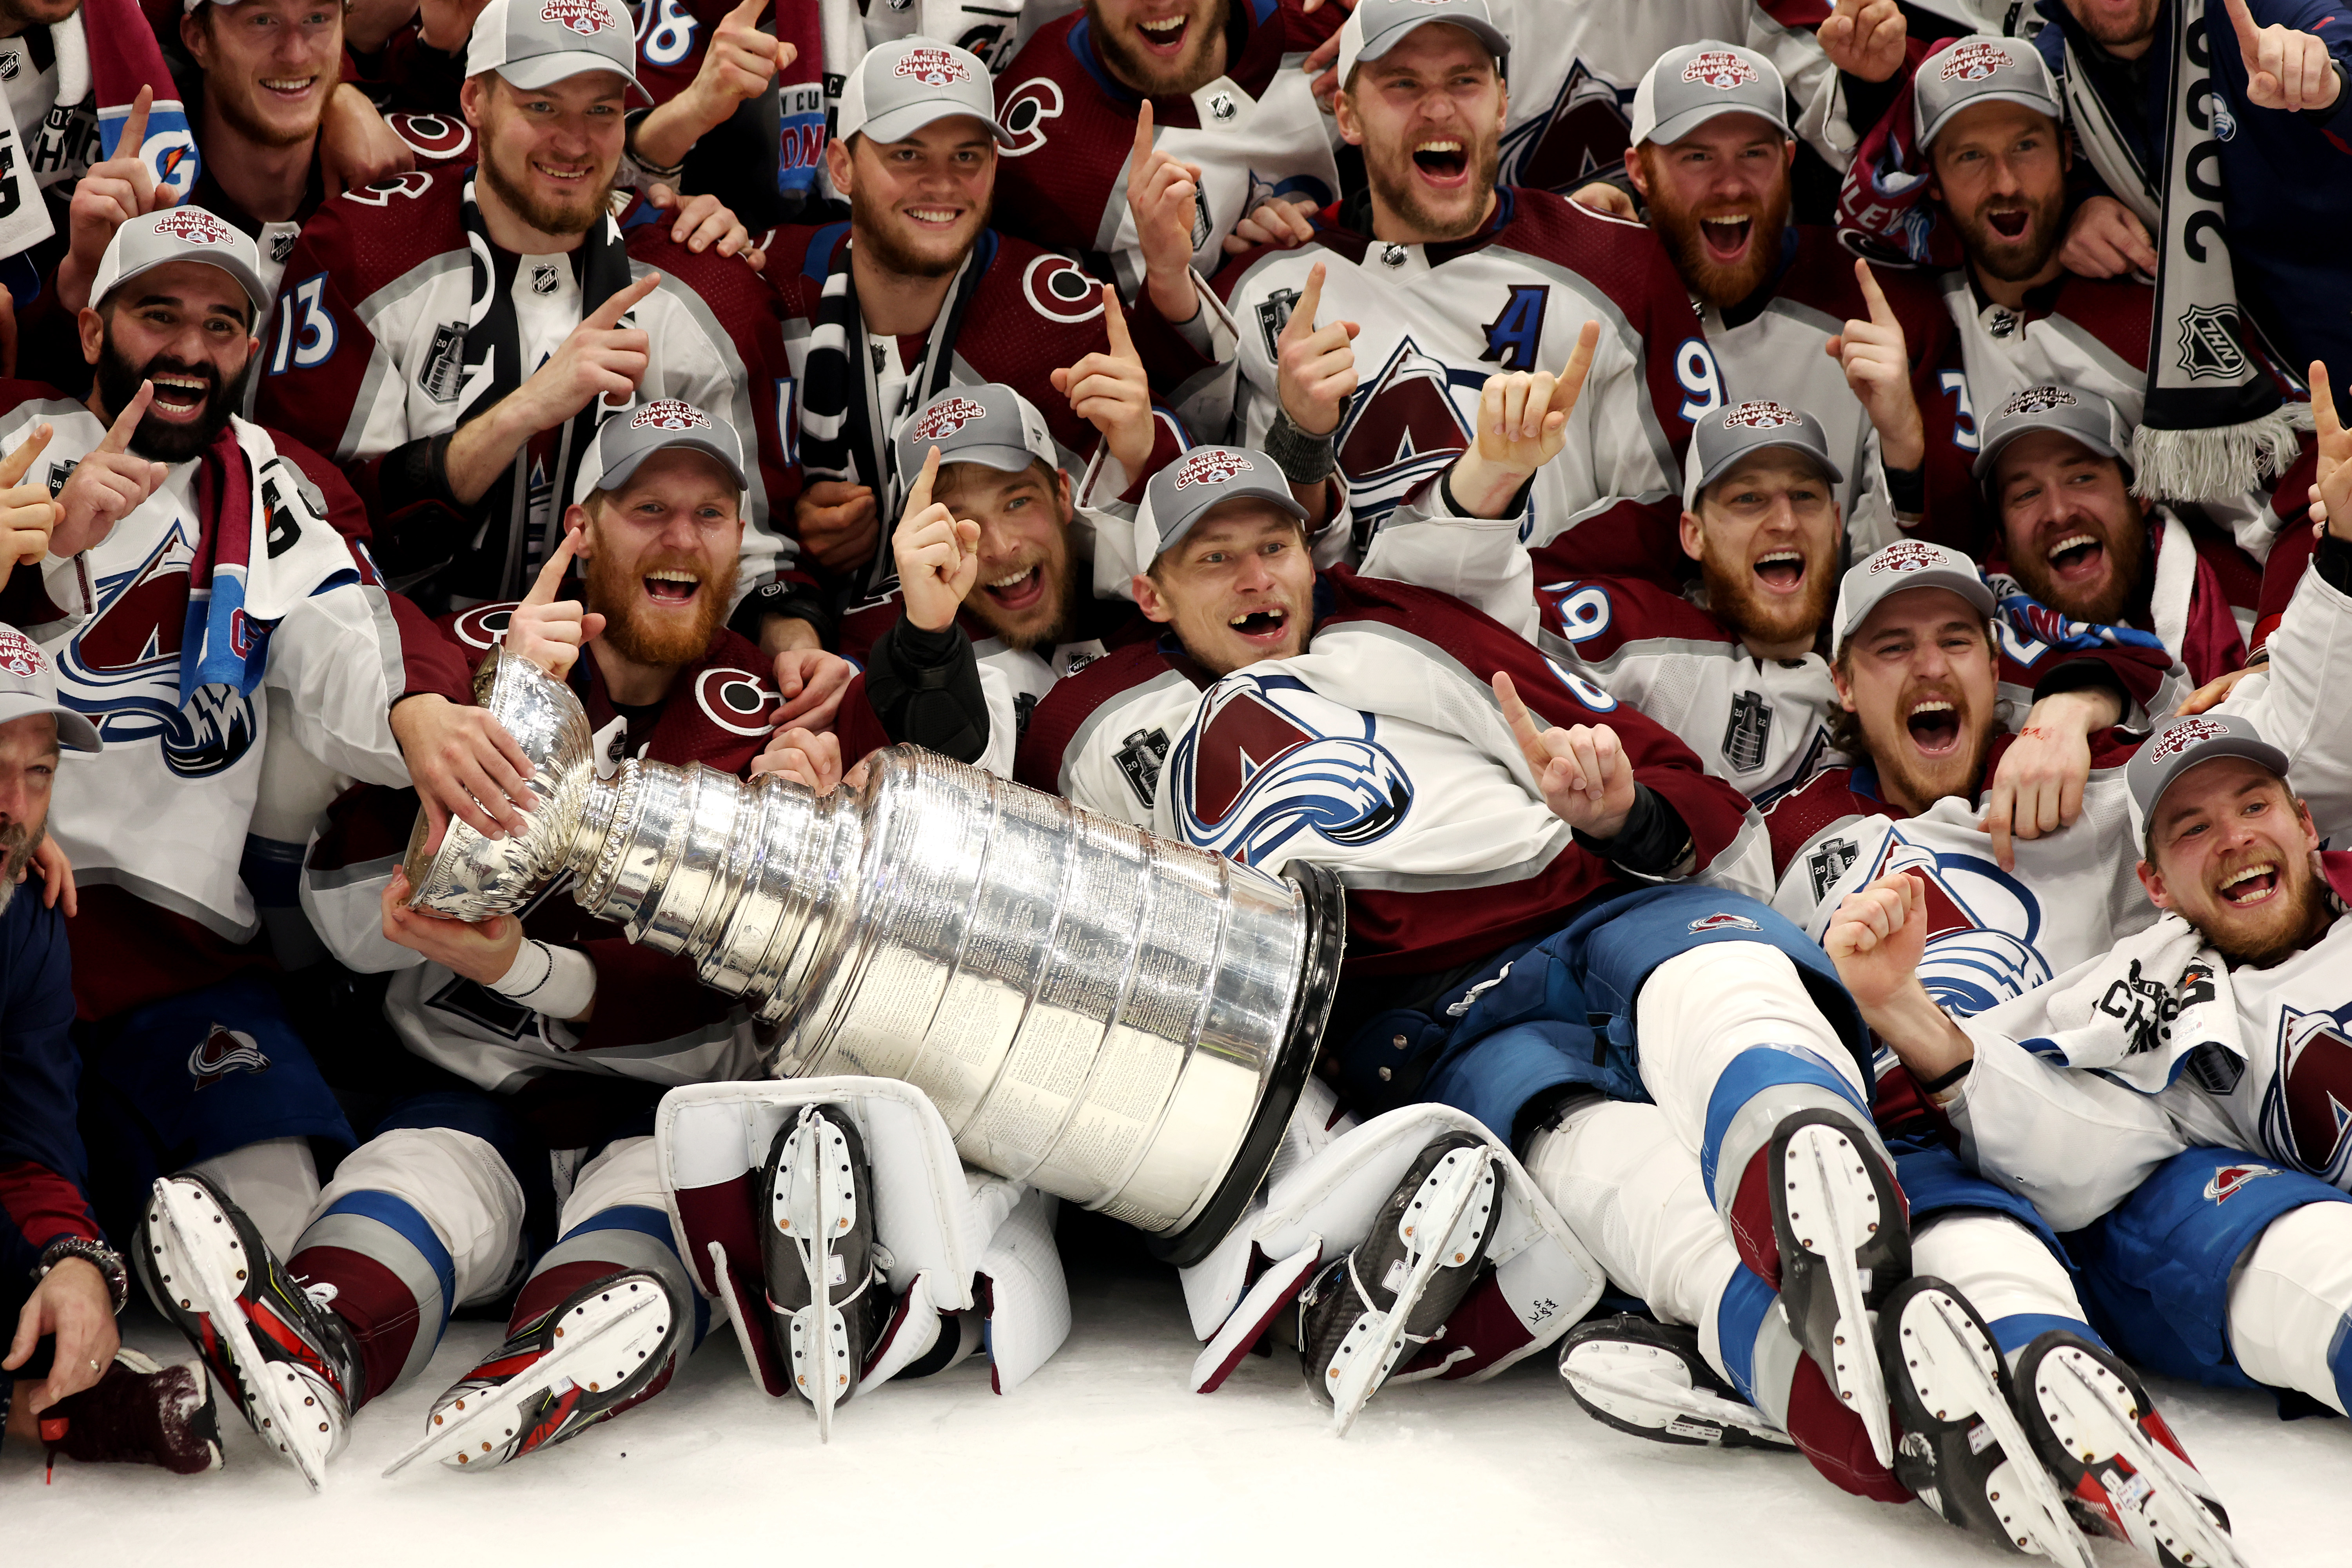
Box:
1721, 690, 1771, 774
1115, 726, 1171, 806
1255, 287, 1300, 360
1806, 835, 1859, 903
420, 321, 466, 404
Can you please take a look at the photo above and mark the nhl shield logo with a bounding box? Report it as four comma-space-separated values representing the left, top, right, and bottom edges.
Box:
913, 396, 988, 444
1722, 690, 1772, 773
1722, 399, 1799, 430
1682, 51, 1758, 90
1208, 90, 1237, 122
895, 46, 969, 85
1937, 40, 2010, 81
632, 399, 708, 431
2203, 1162, 2278, 1203
1173, 449, 1254, 489
153, 208, 234, 246
0, 626, 43, 681
1997, 385, 2076, 418
2174, 305, 2249, 383
2147, 716, 2233, 761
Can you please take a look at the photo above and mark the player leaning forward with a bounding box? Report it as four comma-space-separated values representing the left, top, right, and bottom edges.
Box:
131, 406, 834, 1485
1017, 348, 1927, 1429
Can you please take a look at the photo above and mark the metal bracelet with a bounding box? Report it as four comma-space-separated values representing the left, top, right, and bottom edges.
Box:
37, 1236, 129, 1315
1264, 406, 1336, 485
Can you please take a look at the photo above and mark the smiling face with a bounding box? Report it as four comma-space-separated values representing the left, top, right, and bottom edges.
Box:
1086, 0, 1230, 96
1134, 503, 1315, 676
2140, 758, 2331, 968
831, 120, 996, 280
2063, 0, 2163, 51
1929, 101, 2067, 288
1682, 450, 1841, 656
185, 0, 343, 150
464, 70, 628, 239
1833, 586, 1999, 815
935, 459, 1075, 652
1335, 25, 1507, 246
0, 712, 56, 917
577, 448, 743, 668
1993, 429, 2149, 625
81, 259, 260, 463
1632, 113, 1793, 309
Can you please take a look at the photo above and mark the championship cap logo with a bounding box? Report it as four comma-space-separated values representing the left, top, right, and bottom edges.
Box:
630, 399, 708, 430
1998, 386, 2077, 418
0, 626, 43, 681
894, 46, 969, 85
1682, 50, 1758, 90
152, 209, 234, 246
1722, 399, 1799, 430
539, 0, 613, 35
1869, 540, 1948, 575
1938, 40, 2011, 81
913, 396, 988, 443
1173, 450, 1254, 490
2147, 717, 2233, 762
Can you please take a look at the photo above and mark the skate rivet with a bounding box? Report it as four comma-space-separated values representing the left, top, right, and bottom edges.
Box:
556, 1328, 565, 1338
590, 1383, 600, 1392
456, 1400, 466, 1410
481, 1442, 491, 1453
305, 1397, 314, 1406
236, 1270, 247, 1280
153, 1245, 162, 1254
1403, 1226, 1415, 1236
1329, 1369, 1339, 1379
602, 1294, 610, 1301
319, 1422, 329, 1432
1453, 1252, 1465, 1263
1991, 1490, 2001, 1501
1867, 1223, 1878, 1234
434, 1416, 444, 1426
797, 1376, 807, 1387
639, 1351, 646, 1358
180, 1298, 190, 1307
262, 1418, 273, 1428
458, 1453, 469, 1465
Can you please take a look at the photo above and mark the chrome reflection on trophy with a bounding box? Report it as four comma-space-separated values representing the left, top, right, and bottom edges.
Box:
404, 651, 1343, 1264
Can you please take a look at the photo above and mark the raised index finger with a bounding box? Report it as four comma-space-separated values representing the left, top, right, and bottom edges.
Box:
1548, 319, 1601, 417
2222, 0, 2265, 53
1131, 100, 1155, 173
1284, 261, 1325, 343
1854, 257, 1895, 327
907, 443, 941, 515
0, 423, 52, 489
725, 0, 769, 25
586, 269, 663, 330
1101, 285, 1135, 360
523, 527, 582, 607
115, 85, 152, 162
1491, 670, 1546, 753
2312, 361, 2341, 450
97, 382, 153, 454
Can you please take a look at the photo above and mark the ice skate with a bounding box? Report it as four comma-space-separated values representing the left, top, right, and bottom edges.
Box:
385, 1269, 686, 1475
759, 1103, 878, 1441
1299, 1131, 1496, 1435
38, 1349, 223, 1476
134, 1173, 361, 1490
1559, 1314, 1792, 1449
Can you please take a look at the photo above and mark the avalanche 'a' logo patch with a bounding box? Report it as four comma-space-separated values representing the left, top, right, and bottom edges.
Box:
1864, 834, 2050, 1015
1499, 59, 1633, 195
1171, 675, 1411, 867
189, 1025, 269, 1088
2203, 1162, 2279, 1203
2259, 1006, 2352, 1184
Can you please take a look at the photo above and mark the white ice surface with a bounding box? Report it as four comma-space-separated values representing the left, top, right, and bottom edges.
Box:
7, 1258, 2341, 1568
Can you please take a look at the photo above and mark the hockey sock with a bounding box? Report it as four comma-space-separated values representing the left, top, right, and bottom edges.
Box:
1709, 1265, 1905, 1503
2227, 1199, 2352, 1416
509, 1206, 707, 1418
287, 1190, 455, 1412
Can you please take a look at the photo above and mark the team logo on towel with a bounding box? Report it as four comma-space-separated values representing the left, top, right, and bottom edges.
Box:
1682, 51, 1757, 90
894, 47, 969, 85
912, 396, 988, 443
1722, 399, 1799, 430
0, 626, 42, 681
189, 1025, 270, 1089
1172, 677, 1412, 866
632, 399, 708, 430
540, 0, 615, 34
1687, 912, 1761, 933
1937, 40, 2011, 82
1173, 449, 1255, 489
1996, 386, 2077, 419
2147, 717, 2234, 762
2202, 1163, 2278, 1203
154, 209, 235, 247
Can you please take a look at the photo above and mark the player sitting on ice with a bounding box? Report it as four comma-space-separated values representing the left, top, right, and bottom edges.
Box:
134, 404, 864, 1487
1010, 341, 1924, 1441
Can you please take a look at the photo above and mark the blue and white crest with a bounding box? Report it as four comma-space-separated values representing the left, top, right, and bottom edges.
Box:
1170, 675, 1412, 867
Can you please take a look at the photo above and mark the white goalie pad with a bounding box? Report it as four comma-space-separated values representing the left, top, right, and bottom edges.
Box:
655, 1078, 1071, 1407
1182, 1103, 1604, 1394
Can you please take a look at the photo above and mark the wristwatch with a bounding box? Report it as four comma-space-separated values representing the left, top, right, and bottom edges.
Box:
37, 1235, 130, 1315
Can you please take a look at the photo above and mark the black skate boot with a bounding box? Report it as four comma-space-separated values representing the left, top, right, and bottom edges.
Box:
133, 1173, 364, 1490
1299, 1131, 1497, 1433
759, 1103, 879, 1439
39, 1350, 223, 1476
1559, 1314, 1792, 1449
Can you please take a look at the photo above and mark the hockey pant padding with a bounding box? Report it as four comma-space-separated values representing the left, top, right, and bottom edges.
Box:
287, 1125, 528, 1403
1631, 944, 1879, 1211
1419, 1024, 1590, 1149
512, 1138, 708, 1380
1911, 1212, 2098, 1359
2073, 1144, 2352, 1398
187, 1136, 321, 1259
2227, 1199, 2352, 1416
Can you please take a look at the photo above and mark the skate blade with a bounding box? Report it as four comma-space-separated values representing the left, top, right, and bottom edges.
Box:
1561, 1344, 1794, 1448
2034, 1349, 2246, 1568
150, 1178, 334, 1493
382, 1283, 674, 1477
1782, 1123, 1894, 1467
1894, 1290, 2092, 1568
1329, 1147, 1494, 1437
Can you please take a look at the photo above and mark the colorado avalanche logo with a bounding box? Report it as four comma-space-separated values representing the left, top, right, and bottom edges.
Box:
2147, 717, 2233, 762
1173, 450, 1254, 490
1688, 912, 1761, 933
1997, 386, 2077, 419
997, 77, 1064, 158
1022, 254, 1103, 325
152, 209, 233, 246
1334, 336, 1474, 529
2203, 1162, 2279, 1203
2259, 1007, 2352, 1184
693, 666, 779, 738
1722, 400, 1799, 430
539, 0, 615, 34
631, 399, 708, 431
1937, 40, 2011, 82
1866, 837, 2051, 1014
0, 626, 42, 680
1171, 676, 1412, 867
913, 396, 988, 444
1682, 51, 1758, 90
1868, 540, 1950, 577
188, 1025, 269, 1089
452, 602, 516, 652
894, 47, 969, 85
386, 113, 473, 162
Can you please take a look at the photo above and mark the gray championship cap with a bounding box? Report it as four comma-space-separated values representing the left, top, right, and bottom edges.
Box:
1683, 399, 1844, 508
1631, 41, 1791, 147
0, 626, 100, 752
1831, 539, 1996, 653
89, 207, 270, 318
1134, 446, 1310, 567
895, 383, 1056, 485
573, 398, 748, 506
1971, 384, 2129, 480
2127, 713, 2292, 832
466, 0, 645, 97
838, 38, 1011, 146
1336, 0, 1510, 83
1913, 35, 2062, 149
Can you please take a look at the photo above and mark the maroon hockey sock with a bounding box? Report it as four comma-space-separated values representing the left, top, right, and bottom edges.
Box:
284, 1243, 419, 1412
1784, 1352, 1908, 1504
1726, 1147, 1783, 1290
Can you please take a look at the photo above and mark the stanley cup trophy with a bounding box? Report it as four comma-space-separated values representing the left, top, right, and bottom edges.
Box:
403, 649, 1345, 1265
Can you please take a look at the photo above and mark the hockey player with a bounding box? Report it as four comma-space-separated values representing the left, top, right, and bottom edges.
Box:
987, 0, 1348, 299
1544, 397, 2172, 811
251, 0, 789, 621
138, 403, 808, 1486
773, 36, 1190, 590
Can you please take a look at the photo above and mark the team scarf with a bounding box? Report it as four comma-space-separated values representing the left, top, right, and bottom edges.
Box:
454, 171, 635, 601
181, 417, 372, 704
0, 0, 197, 264
797, 227, 988, 593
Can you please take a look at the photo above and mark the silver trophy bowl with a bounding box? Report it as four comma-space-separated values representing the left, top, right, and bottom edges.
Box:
405, 652, 1343, 1264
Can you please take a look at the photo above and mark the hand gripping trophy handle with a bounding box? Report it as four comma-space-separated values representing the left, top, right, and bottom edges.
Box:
402, 649, 1345, 1264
